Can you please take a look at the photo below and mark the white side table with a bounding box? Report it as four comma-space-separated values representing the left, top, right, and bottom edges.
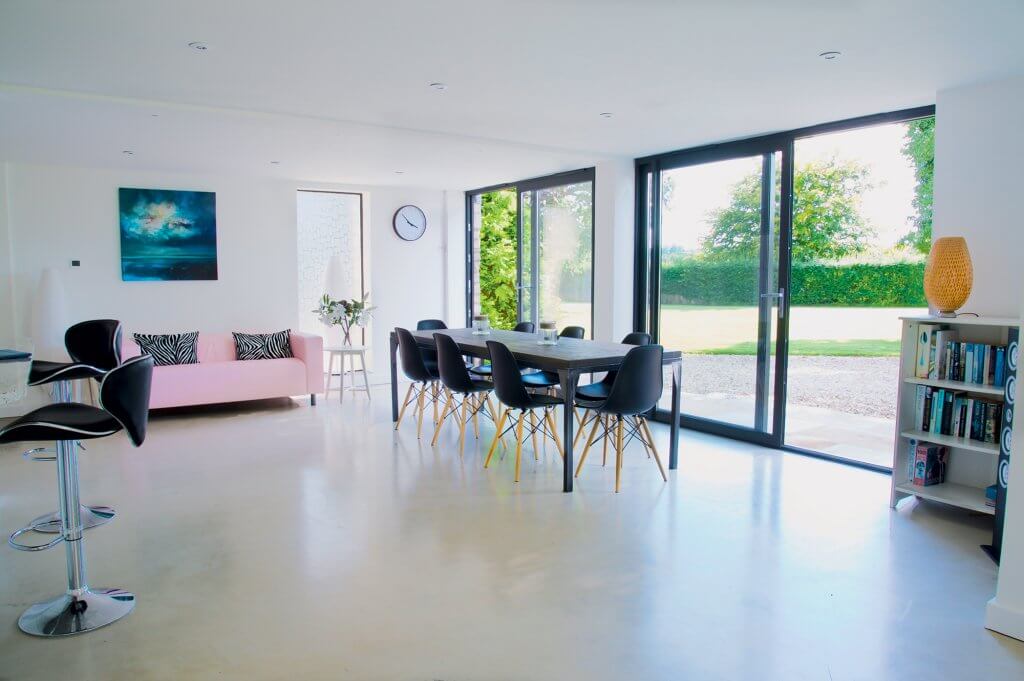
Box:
324, 345, 371, 403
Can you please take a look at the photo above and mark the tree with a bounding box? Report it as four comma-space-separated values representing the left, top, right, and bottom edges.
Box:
701, 158, 874, 262
898, 117, 934, 254
477, 189, 518, 329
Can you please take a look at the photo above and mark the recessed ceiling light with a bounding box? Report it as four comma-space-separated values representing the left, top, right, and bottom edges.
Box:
428, 82, 448, 91
395, 170, 405, 175
819, 51, 841, 60
188, 41, 208, 51
122, 150, 134, 155
270, 160, 280, 165
150, 113, 160, 118
599, 112, 613, 118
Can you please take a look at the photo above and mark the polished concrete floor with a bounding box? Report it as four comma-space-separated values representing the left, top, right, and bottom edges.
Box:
1, 385, 1022, 680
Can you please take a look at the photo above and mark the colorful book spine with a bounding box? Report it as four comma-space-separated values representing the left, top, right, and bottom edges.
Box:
916, 324, 939, 378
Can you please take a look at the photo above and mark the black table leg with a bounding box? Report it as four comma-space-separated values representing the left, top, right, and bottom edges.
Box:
390, 332, 399, 421
559, 368, 579, 493
669, 358, 682, 469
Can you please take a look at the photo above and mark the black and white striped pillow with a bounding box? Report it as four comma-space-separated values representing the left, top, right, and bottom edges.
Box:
133, 332, 200, 366
232, 330, 293, 361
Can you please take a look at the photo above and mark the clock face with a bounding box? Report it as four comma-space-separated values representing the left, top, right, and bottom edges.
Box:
393, 205, 427, 241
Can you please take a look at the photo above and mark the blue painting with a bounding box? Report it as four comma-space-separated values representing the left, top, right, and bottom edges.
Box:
119, 188, 218, 281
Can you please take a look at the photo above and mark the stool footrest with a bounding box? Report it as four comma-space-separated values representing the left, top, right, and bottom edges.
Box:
8, 526, 64, 552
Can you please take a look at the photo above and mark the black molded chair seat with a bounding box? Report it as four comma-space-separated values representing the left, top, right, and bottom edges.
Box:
576, 381, 611, 400
0, 403, 120, 444
28, 361, 105, 386
521, 370, 559, 388
468, 363, 492, 376
523, 393, 564, 409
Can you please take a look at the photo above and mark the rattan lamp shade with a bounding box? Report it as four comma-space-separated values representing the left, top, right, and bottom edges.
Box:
924, 236, 973, 317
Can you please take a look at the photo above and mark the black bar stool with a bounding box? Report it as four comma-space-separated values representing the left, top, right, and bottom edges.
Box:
483, 340, 564, 482
469, 321, 535, 378
394, 327, 443, 438
23, 320, 123, 533
574, 344, 667, 492
430, 333, 501, 455
1, 354, 154, 636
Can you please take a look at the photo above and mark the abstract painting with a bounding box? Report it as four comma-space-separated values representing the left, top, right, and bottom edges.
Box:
119, 187, 218, 281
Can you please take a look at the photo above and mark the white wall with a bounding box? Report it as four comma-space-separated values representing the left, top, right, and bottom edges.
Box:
935, 74, 1024, 641
5, 164, 299, 336
0, 162, 455, 395
593, 159, 635, 342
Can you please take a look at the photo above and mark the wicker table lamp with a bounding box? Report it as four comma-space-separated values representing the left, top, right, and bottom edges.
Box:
924, 236, 973, 317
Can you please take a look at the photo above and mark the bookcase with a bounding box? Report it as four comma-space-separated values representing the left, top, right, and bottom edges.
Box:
891, 315, 1019, 519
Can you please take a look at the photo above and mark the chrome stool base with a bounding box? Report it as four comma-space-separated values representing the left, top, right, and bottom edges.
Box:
18, 588, 135, 637
29, 505, 115, 533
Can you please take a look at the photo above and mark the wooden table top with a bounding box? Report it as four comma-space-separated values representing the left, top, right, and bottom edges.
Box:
407, 328, 681, 371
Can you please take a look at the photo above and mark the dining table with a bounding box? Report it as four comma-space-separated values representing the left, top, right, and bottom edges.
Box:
389, 328, 683, 492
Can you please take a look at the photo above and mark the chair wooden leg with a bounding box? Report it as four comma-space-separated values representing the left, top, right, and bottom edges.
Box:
433, 383, 439, 424
514, 411, 525, 482
602, 414, 610, 466
484, 395, 507, 447
416, 384, 427, 439
485, 409, 508, 468
471, 394, 480, 439
573, 409, 590, 448
457, 396, 469, 456
640, 417, 668, 482
529, 411, 540, 460
615, 416, 624, 493
394, 383, 415, 430
575, 413, 604, 477
431, 393, 455, 446
545, 408, 564, 460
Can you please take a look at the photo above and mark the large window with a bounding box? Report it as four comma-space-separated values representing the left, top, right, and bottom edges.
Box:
467, 169, 594, 335
296, 190, 364, 344
635, 107, 934, 470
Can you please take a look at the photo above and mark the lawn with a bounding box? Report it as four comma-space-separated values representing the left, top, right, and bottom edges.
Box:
694, 338, 901, 357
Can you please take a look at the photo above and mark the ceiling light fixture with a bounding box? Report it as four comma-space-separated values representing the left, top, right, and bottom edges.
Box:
428, 82, 448, 91
819, 51, 841, 60
395, 170, 405, 175
270, 160, 280, 165
188, 41, 208, 51
599, 112, 613, 118
122, 150, 134, 155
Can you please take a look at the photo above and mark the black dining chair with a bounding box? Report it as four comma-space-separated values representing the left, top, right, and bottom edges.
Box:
22, 319, 124, 535
574, 344, 667, 492
483, 341, 564, 482
520, 326, 587, 391
469, 321, 536, 377
394, 327, 443, 438
430, 333, 501, 455
573, 332, 652, 447
416, 319, 447, 370
1, 354, 153, 636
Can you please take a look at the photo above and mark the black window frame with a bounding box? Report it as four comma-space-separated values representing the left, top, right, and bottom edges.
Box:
633, 105, 936, 473
465, 167, 596, 336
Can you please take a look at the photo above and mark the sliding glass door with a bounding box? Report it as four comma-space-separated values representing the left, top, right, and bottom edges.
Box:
468, 169, 594, 334
638, 142, 789, 444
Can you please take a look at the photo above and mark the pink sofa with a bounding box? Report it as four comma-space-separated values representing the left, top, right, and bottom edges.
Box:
121, 332, 324, 409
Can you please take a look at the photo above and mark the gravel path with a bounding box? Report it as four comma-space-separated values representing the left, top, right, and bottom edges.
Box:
682, 354, 899, 419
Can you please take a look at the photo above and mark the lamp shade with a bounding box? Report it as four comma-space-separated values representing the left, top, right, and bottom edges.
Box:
924, 236, 973, 317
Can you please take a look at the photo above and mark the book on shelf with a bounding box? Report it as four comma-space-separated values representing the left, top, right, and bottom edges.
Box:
913, 325, 1008, 387
913, 443, 949, 486
912, 384, 1001, 442
986, 484, 998, 508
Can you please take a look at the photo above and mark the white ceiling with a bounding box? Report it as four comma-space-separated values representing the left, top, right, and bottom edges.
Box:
1, 0, 1022, 189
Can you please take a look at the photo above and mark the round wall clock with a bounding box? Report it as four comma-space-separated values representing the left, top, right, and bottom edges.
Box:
393, 205, 427, 241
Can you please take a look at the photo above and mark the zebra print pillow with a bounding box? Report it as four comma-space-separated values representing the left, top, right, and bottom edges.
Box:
132, 332, 200, 366
232, 330, 293, 361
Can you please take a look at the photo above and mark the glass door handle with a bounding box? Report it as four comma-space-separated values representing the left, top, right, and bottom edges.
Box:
760, 288, 786, 319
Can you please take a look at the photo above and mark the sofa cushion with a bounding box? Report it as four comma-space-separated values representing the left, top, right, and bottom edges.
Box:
132, 332, 200, 366
232, 330, 293, 361
146, 358, 308, 409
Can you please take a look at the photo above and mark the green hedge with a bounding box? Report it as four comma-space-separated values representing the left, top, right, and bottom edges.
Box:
660, 259, 926, 306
